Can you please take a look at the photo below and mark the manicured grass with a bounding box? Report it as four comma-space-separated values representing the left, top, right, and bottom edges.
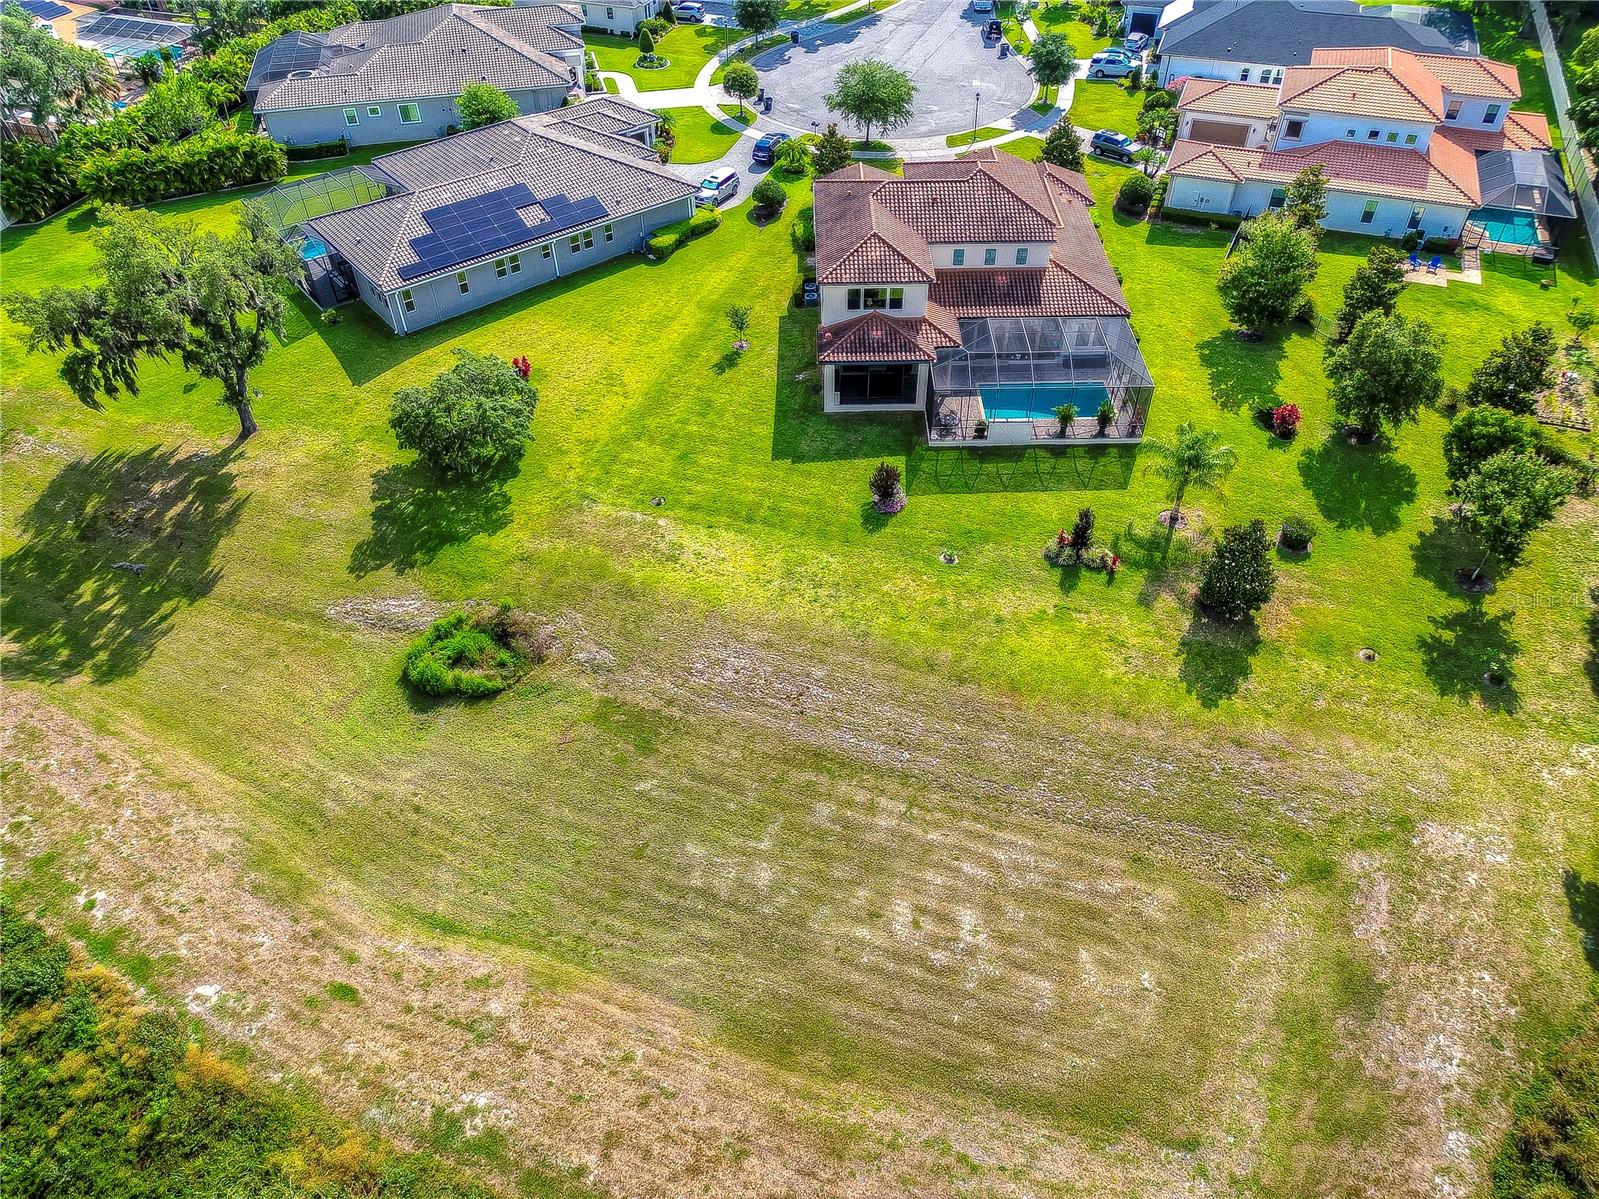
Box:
1070, 77, 1143, 135
3, 140, 1596, 1199
709, 32, 790, 82
1033, 1, 1113, 57
993, 134, 1045, 160
657, 105, 745, 164
587, 24, 741, 89
946, 125, 1010, 148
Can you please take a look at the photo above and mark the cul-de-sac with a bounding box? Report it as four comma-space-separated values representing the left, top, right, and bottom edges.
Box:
1, 0, 1596, 1196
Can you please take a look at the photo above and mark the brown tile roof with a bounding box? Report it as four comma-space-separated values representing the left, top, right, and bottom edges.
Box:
1177, 77, 1282, 121
1281, 54, 1443, 122
815, 311, 960, 363
1311, 46, 1520, 101
1168, 134, 1481, 207
813, 150, 1124, 320
1440, 109, 1552, 153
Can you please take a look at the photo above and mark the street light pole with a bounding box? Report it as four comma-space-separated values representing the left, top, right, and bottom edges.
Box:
972, 78, 981, 148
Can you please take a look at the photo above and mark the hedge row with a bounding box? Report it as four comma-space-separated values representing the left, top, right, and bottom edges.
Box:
646, 205, 721, 258
77, 129, 286, 206
286, 138, 351, 162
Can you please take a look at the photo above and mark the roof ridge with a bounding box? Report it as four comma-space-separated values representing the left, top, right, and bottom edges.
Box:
455, 5, 571, 77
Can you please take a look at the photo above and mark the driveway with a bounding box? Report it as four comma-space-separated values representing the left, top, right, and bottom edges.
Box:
747, 0, 1035, 140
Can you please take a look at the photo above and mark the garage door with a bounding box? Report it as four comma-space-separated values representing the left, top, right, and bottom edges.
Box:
1187, 119, 1250, 148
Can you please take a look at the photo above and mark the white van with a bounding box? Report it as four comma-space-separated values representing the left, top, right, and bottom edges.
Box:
696, 168, 739, 206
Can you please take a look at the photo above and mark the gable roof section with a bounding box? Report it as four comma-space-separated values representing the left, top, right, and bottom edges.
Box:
1178, 77, 1283, 120
1159, 0, 1469, 66
816, 311, 961, 363
253, 4, 576, 113
1168, 135, 1481, 206
1307, 45, 1519, 101
306, 99, 693, 291
1440, 109, 1553, 153
1280, 56, 1443, 122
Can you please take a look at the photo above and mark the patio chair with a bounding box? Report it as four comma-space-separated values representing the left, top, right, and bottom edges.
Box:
1426, 255, 1441, 274
1407, 252, 1421, 271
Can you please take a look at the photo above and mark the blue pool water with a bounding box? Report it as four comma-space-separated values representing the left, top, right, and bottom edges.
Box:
299, 233, 329, 260
1470, 207, 1540, 245
980, 383, 1111, 421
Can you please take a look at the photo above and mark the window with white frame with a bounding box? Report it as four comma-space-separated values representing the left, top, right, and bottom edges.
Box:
457, 271, 470, 294
1484, 104, 1501, 124
1405, 132, 1417, 145
495, 258, 508, 277
343, 107, 359, 126
400, 289, 415, 312
399, 102, 421, 124
367, 105, 381, 117
508, 253, 522, 273
1360, 199, 1378, 225
603, 222, 614, 243
846, 287, 905, 310
1284, 118, 1304, 139
983, 247, 997, 265
541, 243, 553, 259
1014, 247, 1028, 265
1445, 99, 1462, 120
952, 247, 965, 265
1239, 67, 1249, 81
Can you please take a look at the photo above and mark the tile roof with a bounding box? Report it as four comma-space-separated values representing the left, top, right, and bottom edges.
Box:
1177, 78, 1283, 120
253, 4, 579, 113
1168, 133, 1482, 206
306, 97, 693, 291
813, 150, 1128, 320
1158, 0, 1474, 67
1280, 56, 1443, 122
816, 311, 961, 363
1441, 109, 1553, 153
1309, 46, 1519, 100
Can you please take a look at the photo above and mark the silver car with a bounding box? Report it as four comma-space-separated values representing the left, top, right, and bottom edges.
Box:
696, 168, 739, 206
1087, 49, 1140, 79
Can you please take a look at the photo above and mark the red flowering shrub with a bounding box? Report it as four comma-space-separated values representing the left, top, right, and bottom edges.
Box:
1271, 402, 1301, 438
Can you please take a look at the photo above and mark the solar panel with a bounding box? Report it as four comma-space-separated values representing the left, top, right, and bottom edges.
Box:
78, 13, 193, 40
21, 1, 71, 20
396, 184, 609, 281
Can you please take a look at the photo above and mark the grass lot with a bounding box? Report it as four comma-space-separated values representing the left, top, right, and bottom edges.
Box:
709, 32, 790, 83
946, 124, 1010, 148
1033, 0, 1113, 56
588, 24, 741, 89
1070, 77, 1143, 135
657, 105, 745, 164
3, 146, 1597, 1199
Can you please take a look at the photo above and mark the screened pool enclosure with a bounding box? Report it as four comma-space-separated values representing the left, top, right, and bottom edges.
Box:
928, 315, 1154, 444
251, 168, 395, 309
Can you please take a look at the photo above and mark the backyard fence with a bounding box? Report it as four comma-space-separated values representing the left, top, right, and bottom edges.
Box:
1528, 0, 1599, 272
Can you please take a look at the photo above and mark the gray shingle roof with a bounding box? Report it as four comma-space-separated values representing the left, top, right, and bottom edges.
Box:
306, 98, 693, 291
253, 4, 581, 113
1158, 0, 1473, 68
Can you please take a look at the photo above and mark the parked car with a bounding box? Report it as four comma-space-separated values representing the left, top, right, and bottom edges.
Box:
696, 167, 740, 206
752, 131, 791, 163
1087, 48, 1139, 79
673, 1, 705, 20
984, 17, 1002, 39
1088, 129, 1139, 163
1123, 31, 1150, 54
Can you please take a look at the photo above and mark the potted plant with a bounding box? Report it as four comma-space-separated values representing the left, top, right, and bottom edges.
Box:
1096, 397, 1116, 435
868, 461, 906, 514
973, 418, 989, 440
1053, 401, 1076, 436
1278, 514, 1315, 553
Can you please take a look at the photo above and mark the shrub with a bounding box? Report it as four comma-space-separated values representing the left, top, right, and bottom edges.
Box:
1053, 400, 1076, 432
646, 206, 720, 257
1464, 323, 1559, 414
404, 609, 529, 697
76, 130, 287, 205
1116, 172, 1154, 213
1443, 406, 1538, 493
285, 138, 349, 162
751, 176, 787, 213
389, 349, 538, 478
1096, 396, 1116, 432
1149, 173, 1169, 215
1271, 402, 1301, 438
0, 138, 77, 223
869, 461, 902, 502
457, 82, 519, 130
1197, 519, 1276, 622
1400, 228, 1422, 252
791, 204, 815, 251
639, 15, 670, 37
1217, 211, 1318, 332
1069, 506, 1095, 561
774, 137, 813, 176
1279, 514, 1315, 551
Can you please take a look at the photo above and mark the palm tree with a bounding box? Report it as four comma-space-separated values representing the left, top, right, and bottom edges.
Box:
1145, 421, 1237, 534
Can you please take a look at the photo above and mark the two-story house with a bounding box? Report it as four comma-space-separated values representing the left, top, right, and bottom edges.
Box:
812, 152, 1154, 447
249, 4, 585, 148
1164, 45, 1553, 242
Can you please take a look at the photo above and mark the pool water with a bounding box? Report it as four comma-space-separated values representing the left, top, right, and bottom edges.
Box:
299, 233, 329, 260
980, 383, 1111, 421
1469, 207, 1540, 245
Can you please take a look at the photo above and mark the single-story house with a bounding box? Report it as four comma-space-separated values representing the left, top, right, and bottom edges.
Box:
300, 97, 695, 332
568, 0, 659, 36
249, 4, 585, 148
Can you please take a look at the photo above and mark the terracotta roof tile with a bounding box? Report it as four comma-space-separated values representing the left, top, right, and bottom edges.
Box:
1281, 55, 1443, 122
1177, 78, 1282, 121
1310, 46, 1520, 100
1440, 109, 1552, 153
815, 311, 958, 363
1168, 135, 1481, 207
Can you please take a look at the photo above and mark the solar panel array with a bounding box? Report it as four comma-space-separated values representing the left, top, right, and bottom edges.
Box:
397, 183, 609, 281
21, 0, 71, 21
77, 12, 193, 42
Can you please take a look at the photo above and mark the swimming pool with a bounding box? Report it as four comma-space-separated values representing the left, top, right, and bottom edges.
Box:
299, 233, 329, 260
1469, 207, 1541, 245
980, 383, 1111, 421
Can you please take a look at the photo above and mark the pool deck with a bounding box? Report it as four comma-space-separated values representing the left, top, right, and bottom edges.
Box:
927, 392, 1147, 446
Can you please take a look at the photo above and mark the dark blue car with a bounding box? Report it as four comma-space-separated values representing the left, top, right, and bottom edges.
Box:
752, 132, 791, 163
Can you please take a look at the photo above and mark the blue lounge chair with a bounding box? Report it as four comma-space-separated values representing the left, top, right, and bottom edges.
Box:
1408, 251, 1421, 271
1426, 255, 1442, 274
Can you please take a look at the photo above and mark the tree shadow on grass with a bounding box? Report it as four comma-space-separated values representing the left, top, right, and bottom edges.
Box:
1586, 585, 1599, 701
1111, 517, 1208, 608
1296, 434, 1417, 535
907, 444, 1138, 495
1176, 611, 1262, 708
348, 460, 514, 577
1409, 514, 1478, 593
1, 445, 245, 683
770, 308, 914, 464
1416, 601, 1520, 713
1562, 868, 1599, 973
1196, 330, 1285, 414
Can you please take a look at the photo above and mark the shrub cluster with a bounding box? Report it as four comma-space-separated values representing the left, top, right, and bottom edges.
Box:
1197, 519, 1275, 621
78, 129, 286, 205
286, 138, 350, 162
390, 349, 538, 478
1278, 514, 1316, 552
645, 205, 721, 258
403, 606, 549, 697
1116, 172, 1155, 214
1491, 1009, 1599, 1199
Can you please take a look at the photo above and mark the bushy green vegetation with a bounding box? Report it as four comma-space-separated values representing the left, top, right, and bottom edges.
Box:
389, 349, 538, 478
1492, 1011, 1599, 1198
403, 606, 544, 696
0, 908, 493, 1199
645, 205, 721, 257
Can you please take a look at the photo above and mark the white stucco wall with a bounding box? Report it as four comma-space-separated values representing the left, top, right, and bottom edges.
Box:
1166, 173, 1471, 240
1272, 109, 1433, 151
1159, 55, 1285, 88
1441, 93, 1510, 131
927, 242, 1050, 267
820, 282, 930, 325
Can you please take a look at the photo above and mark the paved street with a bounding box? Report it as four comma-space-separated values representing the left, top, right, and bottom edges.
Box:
747, 0, 1035, 139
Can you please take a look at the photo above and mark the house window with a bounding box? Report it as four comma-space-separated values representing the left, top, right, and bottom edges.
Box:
952, 248, 965, 265
1267, 186, 1286, 209
847, 288, 861, 310
1405, 133, 1418, 145
540, 243, 553, 259
1239, 67, 1249, 81
1360, 199, 1379, 225
983, 247, 997, 265
343, 107, 359, 126
367, 105, 381, 117
1386, 131, 1398, 143
1015, 247, 1028, 265
456, 271, 470, 294
508, 253, 522, 273
856, 287, 904, 310
400, 289, 415, 313
603, 222, 614, 243
1445, 99, 1462, 120
398, 102, 421, 124
1367, 128, 1380, 140
1484, 104, 1501, 124
495, 258, 508, 277
606, 4, 613, 16
1346, 127, 1357, 139
1407, 206, 1425, 230
1284, 118, 1304, 139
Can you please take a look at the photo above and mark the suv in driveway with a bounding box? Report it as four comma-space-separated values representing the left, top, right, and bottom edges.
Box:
1088, 129, 1139, 163
673, 1, 705, 20
1087, 48, 1139, 78
752, 131, 790, 163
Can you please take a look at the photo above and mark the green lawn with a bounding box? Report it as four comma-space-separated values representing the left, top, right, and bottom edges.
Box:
587, 24, 741, 89
1071, 78, 1143, 135
657, 105, 745, 164
3, 147, 1596, 1198
1033, 0, 1113, 57
946, 125, 1010, 148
